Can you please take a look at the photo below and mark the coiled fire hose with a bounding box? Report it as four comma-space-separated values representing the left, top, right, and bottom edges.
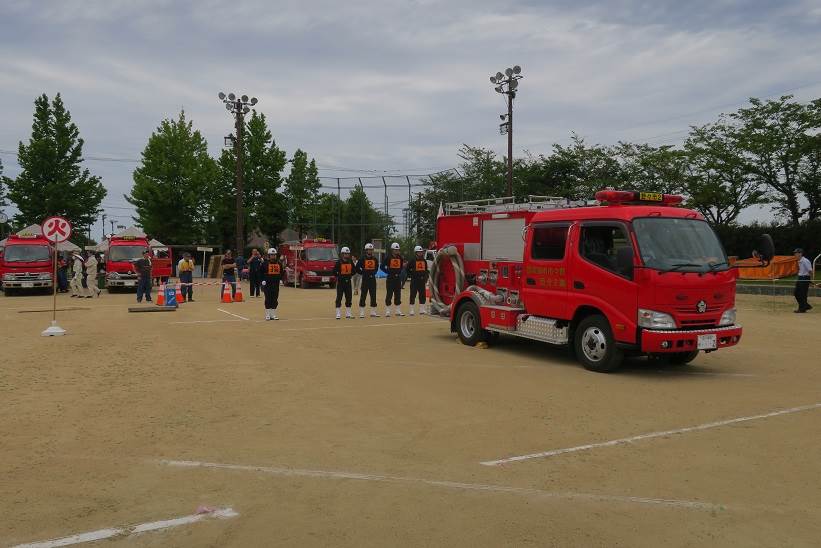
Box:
428, 245, 466, 316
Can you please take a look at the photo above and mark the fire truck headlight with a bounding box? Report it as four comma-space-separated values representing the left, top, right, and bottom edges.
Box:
718, 308, 737, 327
38, 272, 51, 280
638, 309, 676, 329
2, 273, 13, 281
108, 272, 120, 279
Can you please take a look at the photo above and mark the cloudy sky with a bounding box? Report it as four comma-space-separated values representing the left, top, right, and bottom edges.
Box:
1, 0, 820, 236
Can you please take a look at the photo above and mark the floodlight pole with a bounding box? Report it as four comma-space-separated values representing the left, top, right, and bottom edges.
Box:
218, 92, 258, 256
490, 66, 523, 197
234, 105, 245, 256
507, 92, 513, 198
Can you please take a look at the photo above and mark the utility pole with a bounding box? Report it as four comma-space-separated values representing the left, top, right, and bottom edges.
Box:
490, 66, 523, 197
101, 213, 106, 241
218, 92, 258, 255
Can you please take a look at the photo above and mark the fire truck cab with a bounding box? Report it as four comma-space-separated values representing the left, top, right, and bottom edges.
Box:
436, 191, 742, 372
0, 232, 54, 295
280, 239, 339, 288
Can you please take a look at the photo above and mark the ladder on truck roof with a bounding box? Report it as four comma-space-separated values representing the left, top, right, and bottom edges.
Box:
444, 195, 596, 215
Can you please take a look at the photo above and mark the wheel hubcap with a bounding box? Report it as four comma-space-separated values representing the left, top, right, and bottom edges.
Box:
460, 309, 476, 338
581, 326, 607, 362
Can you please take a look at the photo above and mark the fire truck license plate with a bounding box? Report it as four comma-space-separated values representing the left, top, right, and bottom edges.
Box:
124, 280, 135, 286
697, 334, 717, 350
321, 276, 329, 282
22, 282, 34, 288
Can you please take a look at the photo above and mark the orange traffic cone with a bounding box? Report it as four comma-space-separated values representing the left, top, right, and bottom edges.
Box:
221, 281, 233, 303
155, 282, 166, 306
175, 282, 185, 303
234, 281, 244, 303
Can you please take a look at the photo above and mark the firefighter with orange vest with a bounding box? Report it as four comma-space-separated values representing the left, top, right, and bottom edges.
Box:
356, 242, 380, 318
334, 246, 356, 319
381, 242, 405, 317
406, 245, 429, 316
261, 247, 283, 320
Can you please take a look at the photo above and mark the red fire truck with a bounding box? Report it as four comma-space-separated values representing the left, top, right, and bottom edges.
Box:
280, 238, 339, 288
432, 191, 746, 372
0, 232, 54, 295
104, 234, 172, 291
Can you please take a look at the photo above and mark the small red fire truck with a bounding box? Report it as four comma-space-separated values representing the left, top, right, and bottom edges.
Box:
104, 234, 172, 291
280, 238, 339, 288
0, 232, 54, 295
432, 191, 744, 372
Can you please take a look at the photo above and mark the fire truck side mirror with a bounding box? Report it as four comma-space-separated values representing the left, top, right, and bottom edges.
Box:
757, 234, 775, 264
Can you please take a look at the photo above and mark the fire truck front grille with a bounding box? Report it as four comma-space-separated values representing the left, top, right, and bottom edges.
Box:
5, 273, 42, 281
315, 270, 334, 276
674, 304, 722, 313
680, 319, 717, 329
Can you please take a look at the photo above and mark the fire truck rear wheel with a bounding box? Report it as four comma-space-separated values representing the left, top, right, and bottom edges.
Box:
456, 301, 487, 347
574, 315, 623, 373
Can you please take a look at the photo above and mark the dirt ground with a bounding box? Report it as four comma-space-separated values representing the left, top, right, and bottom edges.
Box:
1, 281, 820, 547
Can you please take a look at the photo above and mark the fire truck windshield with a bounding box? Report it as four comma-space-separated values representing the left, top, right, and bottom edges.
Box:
109, 245, 145, 262
633, 218, 728, 273
4, 245, 50, 262
305, 247, 338, 261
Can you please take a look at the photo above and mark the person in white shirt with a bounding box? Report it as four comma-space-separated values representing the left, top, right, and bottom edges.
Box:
83, 252, 101, 298
70, 253, 84, 297
793, 248, 813, 313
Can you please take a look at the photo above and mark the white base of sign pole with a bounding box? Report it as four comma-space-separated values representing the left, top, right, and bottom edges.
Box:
41, 320, 67, 337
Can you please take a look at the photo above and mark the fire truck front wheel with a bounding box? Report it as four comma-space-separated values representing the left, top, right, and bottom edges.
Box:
456, 301, 488, 347
574, 315, 624, 373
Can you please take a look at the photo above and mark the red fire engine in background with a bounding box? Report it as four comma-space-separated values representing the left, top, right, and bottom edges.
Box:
280, 238, 339, 288
104, 234, 172, 291
431, 191, 750, 372
0, 232, 54, 295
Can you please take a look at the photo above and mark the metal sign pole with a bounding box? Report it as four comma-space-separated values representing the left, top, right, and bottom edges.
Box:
52, 248, 58, 322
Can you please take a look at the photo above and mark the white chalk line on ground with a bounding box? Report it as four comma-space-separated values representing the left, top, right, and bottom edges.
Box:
158, 459, 722, 511
217, 308, 250, 321
480, 402, 821, 466
11, 507, 238, 548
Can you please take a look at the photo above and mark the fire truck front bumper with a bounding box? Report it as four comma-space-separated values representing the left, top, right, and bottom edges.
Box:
3, 275, 53, 288
304, 274, 335, 283
641, 325, 742, 353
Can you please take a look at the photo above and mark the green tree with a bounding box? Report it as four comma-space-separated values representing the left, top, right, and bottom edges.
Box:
284, 149, 322, 239
339, 186, 394, 253
211, 111, 288, 248
530, 135, 620, 199
128, 110, 217, 244
311, 192, 344, 241
683, 121, 765, 225
615, 142, 688, 194
7, 93, 106, 232
731, 95, 821, 226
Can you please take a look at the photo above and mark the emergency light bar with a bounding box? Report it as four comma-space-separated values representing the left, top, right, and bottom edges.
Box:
595, 190, 684, 206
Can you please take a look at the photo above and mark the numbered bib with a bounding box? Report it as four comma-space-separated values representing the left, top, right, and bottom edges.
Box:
390, 258, 401, 269
268, 263, 281, 275
341, 263, 352, 275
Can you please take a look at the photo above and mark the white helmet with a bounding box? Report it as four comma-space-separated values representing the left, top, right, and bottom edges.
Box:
364, 243, 374, 250
391, 242, 400, 250
268, 248, 277, 255
341, 246, 351, 253
414, 245, 424, 252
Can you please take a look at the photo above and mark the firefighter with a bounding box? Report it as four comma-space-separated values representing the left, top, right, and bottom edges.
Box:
356, 243, 380, 318
83, 251, 101, 298
381, 242, 404, 317
406, 245, 429, 316
261, 247, 283, 320
334, 246, 355, 319
69, 252, 84, 297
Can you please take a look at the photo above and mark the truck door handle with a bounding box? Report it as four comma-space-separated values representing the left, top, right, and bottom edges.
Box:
573, 281, 585, 289
526, 277, 536, 286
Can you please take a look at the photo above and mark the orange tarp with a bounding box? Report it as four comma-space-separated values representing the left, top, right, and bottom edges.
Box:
733, 255, 798, 280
